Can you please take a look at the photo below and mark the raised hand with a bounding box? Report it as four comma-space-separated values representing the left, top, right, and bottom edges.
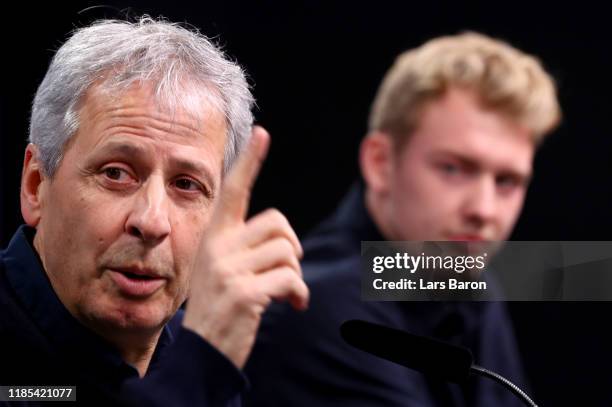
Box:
182, 126, 309, 369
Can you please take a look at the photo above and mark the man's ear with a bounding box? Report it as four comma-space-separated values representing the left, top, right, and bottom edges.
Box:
20, 144, 47, 227
359, 131, 394, 194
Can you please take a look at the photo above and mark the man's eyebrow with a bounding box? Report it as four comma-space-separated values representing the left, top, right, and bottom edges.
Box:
429, 150, 532, 179
97, 141, 145, 157
429, 150, 480, 170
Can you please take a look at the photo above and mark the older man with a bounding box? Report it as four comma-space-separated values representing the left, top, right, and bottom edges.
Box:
0, 17, 308, 406
245, 33, 560, 406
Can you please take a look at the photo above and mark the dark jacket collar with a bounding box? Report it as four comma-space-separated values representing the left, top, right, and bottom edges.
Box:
2, 225, 177, 376
311, 181, 385, 244
306, 182, 486, 336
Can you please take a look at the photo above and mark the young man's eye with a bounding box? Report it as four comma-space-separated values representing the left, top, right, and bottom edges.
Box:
497, 176, 521, 190
440, 163, 462, 175
443, 164, 458, 172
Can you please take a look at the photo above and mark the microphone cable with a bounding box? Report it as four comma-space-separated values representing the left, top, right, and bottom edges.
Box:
470, 364, 537, 407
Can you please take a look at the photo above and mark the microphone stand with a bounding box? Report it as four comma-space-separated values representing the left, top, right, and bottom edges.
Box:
470, 365, 537, 407
341, 319, 540, 407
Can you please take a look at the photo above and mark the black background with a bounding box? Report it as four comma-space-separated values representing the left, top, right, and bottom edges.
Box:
1, 1, 611, 405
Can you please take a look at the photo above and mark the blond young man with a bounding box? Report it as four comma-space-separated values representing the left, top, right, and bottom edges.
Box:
245, 33, 560, 407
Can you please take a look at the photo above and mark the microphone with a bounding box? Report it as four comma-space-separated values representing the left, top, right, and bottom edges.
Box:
340, 319, 538, 407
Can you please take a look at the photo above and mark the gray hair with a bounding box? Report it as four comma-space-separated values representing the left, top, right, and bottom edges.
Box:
29, 16, 254, 176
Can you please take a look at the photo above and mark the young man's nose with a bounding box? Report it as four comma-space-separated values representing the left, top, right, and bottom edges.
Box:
462, 176, 498, 225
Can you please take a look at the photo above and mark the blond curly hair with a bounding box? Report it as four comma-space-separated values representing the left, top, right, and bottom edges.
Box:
369, 32, 561, 145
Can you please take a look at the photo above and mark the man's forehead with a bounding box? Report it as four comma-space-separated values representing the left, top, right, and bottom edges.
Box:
82, 80, 227, 135
70, 83, 225, 150
404, 92, 534, 167
55, 82, 228, 181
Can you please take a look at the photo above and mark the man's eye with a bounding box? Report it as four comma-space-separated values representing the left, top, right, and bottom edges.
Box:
440, 163, 461, 175
497, 176, 521, 190
174, 178, 201, 191
103, 167, 130, 181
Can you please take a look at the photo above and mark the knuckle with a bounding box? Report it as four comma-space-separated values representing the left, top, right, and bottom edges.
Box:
269, 239, 299, 271
299, 279, 309, 295
276, 238, 295, 256
279, 266, 299, 286
265, 207, 289, 227
258, 295, 272, 310
293, 278, 308, 298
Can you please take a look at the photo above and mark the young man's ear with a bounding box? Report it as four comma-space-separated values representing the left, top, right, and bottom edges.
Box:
20, 143, 46, 227
359, 131, 394, 195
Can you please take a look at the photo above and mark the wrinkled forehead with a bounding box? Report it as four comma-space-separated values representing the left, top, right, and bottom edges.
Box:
96, 73, 225, 121
61, 80, 229, 171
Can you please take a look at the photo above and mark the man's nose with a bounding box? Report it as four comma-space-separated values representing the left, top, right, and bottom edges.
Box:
125, 177, 171, 244
462, 176, 497, 226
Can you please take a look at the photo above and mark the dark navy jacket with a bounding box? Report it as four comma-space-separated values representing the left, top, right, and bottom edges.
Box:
245, 184, 528, 407
0, 225, 245, 406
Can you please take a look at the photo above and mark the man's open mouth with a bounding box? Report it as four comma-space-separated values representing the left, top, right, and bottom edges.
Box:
121, 271, 155, 280
108, 268, 166, 297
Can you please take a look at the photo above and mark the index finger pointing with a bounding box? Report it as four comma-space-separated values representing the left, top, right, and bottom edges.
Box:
213, 125, 270, 225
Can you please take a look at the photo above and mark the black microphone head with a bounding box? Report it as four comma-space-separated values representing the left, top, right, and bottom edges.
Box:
340, 319, 473, 383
